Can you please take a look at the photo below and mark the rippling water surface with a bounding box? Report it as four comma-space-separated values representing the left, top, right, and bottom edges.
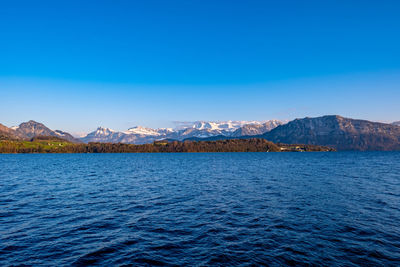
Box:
1, 152, 400, 266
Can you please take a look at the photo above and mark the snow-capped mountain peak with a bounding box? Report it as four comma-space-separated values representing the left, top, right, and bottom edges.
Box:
94, 127, 116, 136
80, 127, 123, 143
125, 126, 161, 136
192, 121, 217, 130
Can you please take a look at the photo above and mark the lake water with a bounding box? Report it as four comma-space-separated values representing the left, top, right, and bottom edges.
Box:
1, 152, 400, 266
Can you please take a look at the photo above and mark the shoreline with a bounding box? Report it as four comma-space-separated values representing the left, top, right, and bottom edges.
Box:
0, 138, 335, 153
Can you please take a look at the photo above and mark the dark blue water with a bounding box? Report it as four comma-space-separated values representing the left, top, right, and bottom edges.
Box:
1, 153, 400, 266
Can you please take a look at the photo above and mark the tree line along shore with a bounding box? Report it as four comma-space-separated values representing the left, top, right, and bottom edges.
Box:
0, 136, 335, 153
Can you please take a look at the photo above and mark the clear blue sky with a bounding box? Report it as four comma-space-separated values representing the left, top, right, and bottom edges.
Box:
1, 0, 399, 135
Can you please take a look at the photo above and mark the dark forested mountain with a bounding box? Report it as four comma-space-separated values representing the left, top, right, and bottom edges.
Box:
10, 120, 80, 143
261, 115, 400, 151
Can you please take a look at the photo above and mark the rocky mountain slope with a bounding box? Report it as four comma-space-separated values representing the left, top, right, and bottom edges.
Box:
393, 121, 400, 126
0, 123, 23, 140
261, 115, 400, 151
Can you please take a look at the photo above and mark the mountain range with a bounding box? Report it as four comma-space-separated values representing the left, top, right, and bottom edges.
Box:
1, 116, 400, 150
80, 120, 283, 144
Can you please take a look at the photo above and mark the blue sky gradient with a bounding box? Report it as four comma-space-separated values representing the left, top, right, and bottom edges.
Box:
1, 1, 399, 134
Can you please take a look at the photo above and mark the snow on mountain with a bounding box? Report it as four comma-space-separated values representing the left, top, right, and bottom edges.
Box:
80, 127, 125, 143
54, 130, 66, 137
176, 120, 268, 132
178, 120, 283, 139
176, 128, 221, 140
89, 127, 116, 137
157, 128, 175, 134
231, 120, 284, 137
80, 120, 284, 144
125, 126, 162, 136
98, 127, 115, 134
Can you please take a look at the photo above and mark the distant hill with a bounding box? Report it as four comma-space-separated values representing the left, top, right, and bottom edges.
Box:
1, 120, 81, 143
261, 115, 400, 151
393, 121, 400, 126
15, 120, 80, 143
